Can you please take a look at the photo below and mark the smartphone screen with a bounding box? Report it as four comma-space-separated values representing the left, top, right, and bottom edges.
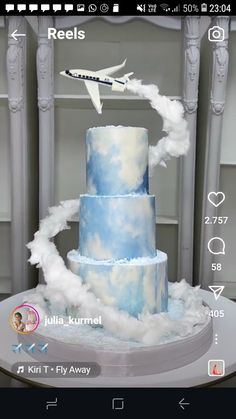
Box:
0, 0, 235, 415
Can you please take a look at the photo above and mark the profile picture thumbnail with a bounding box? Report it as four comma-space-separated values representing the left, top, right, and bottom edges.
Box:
208, 360, 225, 377
10, 304, 40, 334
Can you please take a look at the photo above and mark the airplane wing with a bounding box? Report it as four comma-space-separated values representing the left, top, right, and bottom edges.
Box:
96, 59, 127, 76
84, 80, 102, 114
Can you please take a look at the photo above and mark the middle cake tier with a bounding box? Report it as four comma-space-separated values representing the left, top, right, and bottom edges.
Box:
79, 195, 156, 260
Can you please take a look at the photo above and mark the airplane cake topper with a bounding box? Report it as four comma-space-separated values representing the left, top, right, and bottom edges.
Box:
60, 59, 133, 114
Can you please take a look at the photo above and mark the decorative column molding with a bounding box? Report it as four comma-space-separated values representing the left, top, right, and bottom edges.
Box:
37, 17, 54, 112
182, 16, 200, 114
37, 16, 54, 218
210, 17, 229, 115
7, 17, 25, 113
7, 16, 28, 293
200, 16, 230, 289
178, 16, 200, 283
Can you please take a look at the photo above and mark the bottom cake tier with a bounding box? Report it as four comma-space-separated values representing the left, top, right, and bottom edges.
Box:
67, 250, 168, 317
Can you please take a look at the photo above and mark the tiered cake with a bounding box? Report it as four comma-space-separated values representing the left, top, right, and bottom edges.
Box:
68, 126, 168, 317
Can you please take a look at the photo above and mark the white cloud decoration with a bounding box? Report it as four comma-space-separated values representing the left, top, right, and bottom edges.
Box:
26, 200, 209, 345
126, 79, 190, 171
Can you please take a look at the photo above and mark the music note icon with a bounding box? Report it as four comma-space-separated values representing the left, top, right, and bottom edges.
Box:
17, 365, 24, 374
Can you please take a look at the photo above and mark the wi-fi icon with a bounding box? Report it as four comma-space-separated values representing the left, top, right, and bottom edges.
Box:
160, 3, 170, 11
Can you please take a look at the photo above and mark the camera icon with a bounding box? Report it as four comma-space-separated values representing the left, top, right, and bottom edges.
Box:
208, 26, 225, 42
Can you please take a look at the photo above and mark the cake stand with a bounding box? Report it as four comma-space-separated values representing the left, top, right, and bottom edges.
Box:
0, 289, 235, 387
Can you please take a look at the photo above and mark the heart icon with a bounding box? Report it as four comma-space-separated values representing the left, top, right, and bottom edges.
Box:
208, 192, 225, 208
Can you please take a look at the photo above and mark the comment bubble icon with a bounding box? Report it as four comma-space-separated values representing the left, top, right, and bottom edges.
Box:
17, 4, 26, 12
65, 4, 73, 12
207, 237, 225, 255
53, 4, 62, 12
6, 4, 15, 12
41, 4, 50, 12
29, 4, 38, 12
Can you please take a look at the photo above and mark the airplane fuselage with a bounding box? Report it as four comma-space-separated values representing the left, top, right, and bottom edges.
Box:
59, 60, 133, 113
61, 69, 126, 91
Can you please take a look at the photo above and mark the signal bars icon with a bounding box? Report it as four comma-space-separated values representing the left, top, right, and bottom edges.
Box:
172, 4, 180, 12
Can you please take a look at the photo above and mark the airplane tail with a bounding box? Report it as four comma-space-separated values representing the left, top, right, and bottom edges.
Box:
113, 72, 134, 92
124, 72, 134, 80
116, 72, 134, 85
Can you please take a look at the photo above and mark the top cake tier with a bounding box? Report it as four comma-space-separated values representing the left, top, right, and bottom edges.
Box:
86, 126, 149, 195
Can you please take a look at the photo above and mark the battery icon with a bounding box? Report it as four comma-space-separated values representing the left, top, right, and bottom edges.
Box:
201, 3, 207, 12
113, 4, 119, 12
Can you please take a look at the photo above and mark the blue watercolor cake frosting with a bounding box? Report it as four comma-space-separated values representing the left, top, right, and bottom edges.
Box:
79, 195, 156, 260
86, 126, 149, 195
68, 126, 168, 317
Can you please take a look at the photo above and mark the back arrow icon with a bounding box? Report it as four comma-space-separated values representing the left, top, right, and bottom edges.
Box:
11, 29, 26, 41
179, 398, 190, 410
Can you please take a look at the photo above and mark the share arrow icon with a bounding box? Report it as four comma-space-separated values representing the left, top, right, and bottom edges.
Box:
208, 285, 225, 301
